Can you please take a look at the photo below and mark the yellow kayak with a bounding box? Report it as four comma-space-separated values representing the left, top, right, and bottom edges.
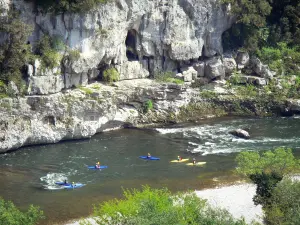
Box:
170, 159, 189, 163
186, 162, 206, 166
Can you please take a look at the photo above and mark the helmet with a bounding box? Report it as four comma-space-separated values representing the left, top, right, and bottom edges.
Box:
178, 156, 180, 157
97, 162, 100, 164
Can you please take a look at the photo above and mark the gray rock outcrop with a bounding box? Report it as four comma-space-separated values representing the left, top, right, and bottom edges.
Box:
205, 57, 225, 80
1, 0, 235, 95
229, 129, 250, 139
0, 80, 202, 153
250, 57, 275, 79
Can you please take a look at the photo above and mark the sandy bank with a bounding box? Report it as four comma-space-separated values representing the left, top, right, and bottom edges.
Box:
195, 183, 263, 224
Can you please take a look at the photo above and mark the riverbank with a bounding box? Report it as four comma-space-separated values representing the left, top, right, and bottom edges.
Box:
64, 182, 263, 225
2, 78, 300, 154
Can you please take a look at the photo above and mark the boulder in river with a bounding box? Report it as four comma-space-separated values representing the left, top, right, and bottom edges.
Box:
229, 129, 250, 139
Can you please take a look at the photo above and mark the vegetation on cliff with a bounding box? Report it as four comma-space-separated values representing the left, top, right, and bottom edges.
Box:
222, 0, 300, 76
0, 10, 33, 95
27, 0, 111, 13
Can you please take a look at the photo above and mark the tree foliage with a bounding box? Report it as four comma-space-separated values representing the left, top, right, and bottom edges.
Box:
27, 0, 111, 14
93, 186, 253, 225
265, 178, 300, 225
236, 147, 300, 209
0, 197, 44, 225
0, 9, 33, 89
102, 68, 119, 83
236, 147, 300, 176
222, 0, 300, 51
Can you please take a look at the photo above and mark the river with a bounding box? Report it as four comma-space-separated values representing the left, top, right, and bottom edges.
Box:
0, 116, 299, 224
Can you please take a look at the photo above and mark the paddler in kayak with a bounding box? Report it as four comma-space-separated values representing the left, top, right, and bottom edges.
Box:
147, 153, 151, 158
72, 182, 75, 187
64, 179, 68, 184
177, 156, 182, 161
96, 162, 100, 168
192, 158, 196, 165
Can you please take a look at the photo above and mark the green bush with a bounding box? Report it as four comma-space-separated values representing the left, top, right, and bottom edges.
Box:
143, 99, 153, 113
154, 72, 184, 84
0, 197, 44, 225
265, 179, 300, 224
236, 147, 300, 208
102, 68, 119, 83
93, 186, 252, 225
67, 49, 81, 62
79, 86, 93, 95
0, 9, 33, 88
35, 35, 62, 70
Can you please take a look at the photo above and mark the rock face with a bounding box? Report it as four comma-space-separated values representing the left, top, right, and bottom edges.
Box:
0, 80, 203, 153
205, 57, 225, 80
229, 129, 250, 139
0, 0, 235, 94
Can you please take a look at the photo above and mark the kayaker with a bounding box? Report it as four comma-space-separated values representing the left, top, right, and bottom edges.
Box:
96, 162, 100, 168
177, 156, 182, 161
147, 153, 151, 158
192, 158, 196, 164
64, 179, 68, 184
72, 182, 75, 187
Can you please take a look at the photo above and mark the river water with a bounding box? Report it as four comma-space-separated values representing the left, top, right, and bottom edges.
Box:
0, 116, 300, 224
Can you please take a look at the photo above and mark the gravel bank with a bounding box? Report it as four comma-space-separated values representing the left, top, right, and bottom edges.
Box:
195, 183, 263, 224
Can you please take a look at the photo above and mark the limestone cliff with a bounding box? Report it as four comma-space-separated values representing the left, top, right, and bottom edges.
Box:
1, 0, 234, 94
0, 0, 280, 153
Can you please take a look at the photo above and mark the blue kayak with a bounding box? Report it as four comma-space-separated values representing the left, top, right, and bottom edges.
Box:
88, 165, 108, 169
64, 183, 85, 189
139, 156, 160, 160
55, 181, 71, 186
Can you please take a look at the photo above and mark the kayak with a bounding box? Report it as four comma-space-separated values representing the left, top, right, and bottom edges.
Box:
64, 183, 85, 189
55, 181, 71, 186
186, 162, 206, 166
139, 156, 160, 160
170, 159, 189, 163
88, 165, 108, 169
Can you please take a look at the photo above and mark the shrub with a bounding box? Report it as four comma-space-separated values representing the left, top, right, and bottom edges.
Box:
0, 81, 7, 95
0, 197, 44, 225
265, 178, 300, 224
236, 147, 300, 208
93, 186, 251, 225
79, 86, 93, 95
41, 50, 61, 69
0, 9, 33, 88
68, 49, 80, 62
143, 99, 153, 113
102, 68, 119, 83
154, 72, 184, 84
32, 0, 111, 14
35, 35, 62, 69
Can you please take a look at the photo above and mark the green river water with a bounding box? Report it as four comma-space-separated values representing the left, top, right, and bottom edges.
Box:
0, 116, 300, 224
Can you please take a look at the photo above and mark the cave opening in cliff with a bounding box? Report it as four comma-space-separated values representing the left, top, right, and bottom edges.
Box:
125, 29, 139, 61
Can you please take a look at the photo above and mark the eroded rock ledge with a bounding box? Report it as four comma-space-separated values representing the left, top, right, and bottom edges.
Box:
1, 79, 300, 153
0, 79, 196, 152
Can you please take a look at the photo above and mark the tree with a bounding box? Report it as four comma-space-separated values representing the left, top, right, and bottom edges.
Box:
0, 197, 44, 225
265, 178, 300, 225
236, 147, 300, 207
94, 186, 252, 225
221, 0, 272, 51
0, 8, 33, 90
